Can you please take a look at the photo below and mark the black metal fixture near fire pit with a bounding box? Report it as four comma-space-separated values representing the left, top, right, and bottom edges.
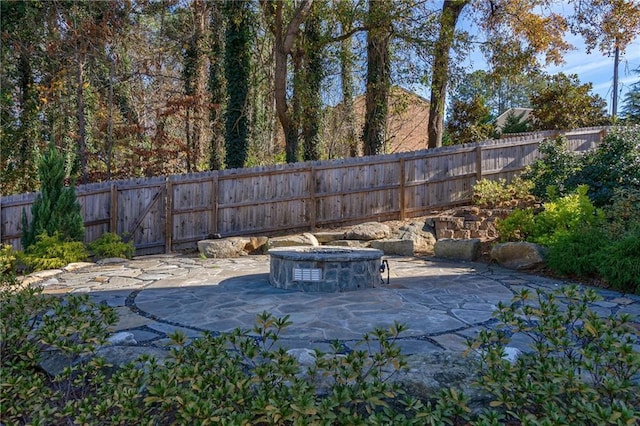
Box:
379, 259, 390, 285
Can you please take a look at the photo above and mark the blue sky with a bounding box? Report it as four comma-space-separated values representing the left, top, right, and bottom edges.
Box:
454, 5, 640, 117
545, 35, 640, 116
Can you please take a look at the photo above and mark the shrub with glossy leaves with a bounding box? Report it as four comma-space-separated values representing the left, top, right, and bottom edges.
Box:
568, 126, 640, 207
78, 314, 453, 425
524, 126, 640, 206
0, 272, 116, 424
522, 136, 582, 200
467, 286, 640, 425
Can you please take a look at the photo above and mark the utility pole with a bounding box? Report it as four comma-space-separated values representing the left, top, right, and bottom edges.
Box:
612, 43, 619, 120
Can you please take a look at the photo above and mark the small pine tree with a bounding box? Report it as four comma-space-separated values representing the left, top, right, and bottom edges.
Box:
21, 144, 85, 249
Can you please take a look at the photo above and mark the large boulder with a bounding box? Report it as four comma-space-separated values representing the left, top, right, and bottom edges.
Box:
370, 239, 414, 256
327, 240, 370, 248
490, 242, 546, 270
267, 233, 319, 249
198, 237, 250, 258
346, 222, 391, 241
245, 236, 269, 254
434, 238, 481, 261
313, 231, 346, 244
394, 221, 437, 254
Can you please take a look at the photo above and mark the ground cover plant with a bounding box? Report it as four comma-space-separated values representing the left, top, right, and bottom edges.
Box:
87, 232, 135, 260
467, 286, 640, 425
1, 273, 638, 424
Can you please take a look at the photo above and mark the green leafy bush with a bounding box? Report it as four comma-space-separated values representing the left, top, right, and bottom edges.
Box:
597, 228, 640, 294
77, 314, 431, 425
88, 232, 135, 259
472, 176, 535, 208
0, 272, 116, 424
495, 208, 536, 242
0, 244, 17, 274
568, 126, 640, 207
19, 232, 88, 271
524, 126, 640, 206
545, 226, 608, 278
605, 187, 640, 236
467, 286, 640, 425
496, 186, 604, 245
523, 136, 582, 200
532, 185, 605, 246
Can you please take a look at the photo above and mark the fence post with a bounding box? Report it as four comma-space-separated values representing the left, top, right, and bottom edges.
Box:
475, 145, 482, 182
309, 165, 317, 230
399, 157, 406, 220
211, 173, 218, 235
164, 178, 172, 253
110, 184, 118, 233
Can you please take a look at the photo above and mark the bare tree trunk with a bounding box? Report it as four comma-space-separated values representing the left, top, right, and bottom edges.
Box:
428, 0, 469, 149
209, 1, 225, 170
265, 0, 313, 163
76, 58, 88, 184
339, 18, 357, 157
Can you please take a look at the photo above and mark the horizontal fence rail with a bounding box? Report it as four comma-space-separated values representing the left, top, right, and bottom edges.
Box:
1, 127, 609, 254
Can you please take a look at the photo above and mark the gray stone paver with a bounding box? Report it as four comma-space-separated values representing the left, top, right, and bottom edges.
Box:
31, 254, 640, 356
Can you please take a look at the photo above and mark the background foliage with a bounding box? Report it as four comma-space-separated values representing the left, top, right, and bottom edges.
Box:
2, 0, 637, 195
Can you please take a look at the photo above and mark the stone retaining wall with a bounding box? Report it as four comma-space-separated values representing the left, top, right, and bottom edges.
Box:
432, 207, 512, 241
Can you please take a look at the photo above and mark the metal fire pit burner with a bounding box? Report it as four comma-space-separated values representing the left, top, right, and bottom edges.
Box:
268, 246, 383, 292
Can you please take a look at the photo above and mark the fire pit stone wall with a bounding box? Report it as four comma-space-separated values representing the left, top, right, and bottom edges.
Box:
268, 246, 383, 292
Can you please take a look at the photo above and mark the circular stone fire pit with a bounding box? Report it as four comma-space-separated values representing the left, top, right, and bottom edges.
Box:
268, 246, 383, 292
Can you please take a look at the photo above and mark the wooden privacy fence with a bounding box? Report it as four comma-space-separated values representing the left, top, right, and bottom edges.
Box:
1, 127, 607, 255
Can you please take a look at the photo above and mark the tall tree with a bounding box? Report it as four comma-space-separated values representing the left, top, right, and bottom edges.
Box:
446, 95, 494, 145
209, 2, 226, 170
182, 0, 210, 172
428, 0, 469, 149
337, 3, 358, 157
530, 73, 609, 130
301, 8, 324, 161
261, 0, 314, 163
429, 0, 574, 148
361, 0, 393, 156
0, 0, 46, 194
571, 0, 640, 117
224, 0, 253, 169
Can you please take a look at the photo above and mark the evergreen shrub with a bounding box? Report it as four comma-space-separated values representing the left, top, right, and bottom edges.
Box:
19, 232, 88, 271
545, 227, 607, 278
87, 232, 135, 260
568, 126, 640, 207
21, 144, 84, 250
523, 136, 581, 200
597, 229, 640, 294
